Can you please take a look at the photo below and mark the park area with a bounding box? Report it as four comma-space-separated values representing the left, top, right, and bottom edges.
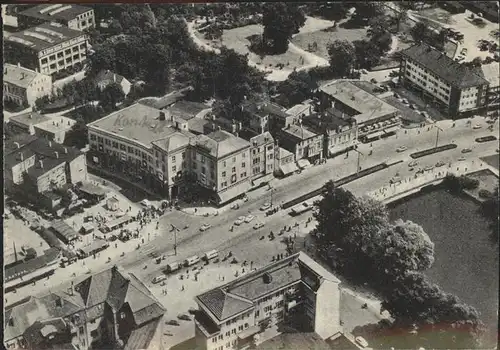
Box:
389, 189, 499, 348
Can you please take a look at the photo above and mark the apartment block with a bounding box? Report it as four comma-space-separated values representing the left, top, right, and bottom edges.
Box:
4, 266, 165, 350
4, 63, 52, 107
319, 80, 400, 142
194, 252, 342, 350
5, 22, 89, 75
18, 4, 95, 31
5, 135, 88, 194
400, 43, 490, 118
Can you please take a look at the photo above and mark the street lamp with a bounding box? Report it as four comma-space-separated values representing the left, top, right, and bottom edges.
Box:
434, 125, 444, 149
170, 224, 179, 256
353, 146, 364, 176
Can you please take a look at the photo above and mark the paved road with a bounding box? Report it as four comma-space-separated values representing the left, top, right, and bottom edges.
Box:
5, 116, 498, 306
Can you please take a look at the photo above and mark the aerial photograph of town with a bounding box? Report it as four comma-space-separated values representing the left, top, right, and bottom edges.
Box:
2, 2, 499, 350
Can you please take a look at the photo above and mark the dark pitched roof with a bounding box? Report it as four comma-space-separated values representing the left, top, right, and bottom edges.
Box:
400, 43, 489, 88
197, 289, 253, 321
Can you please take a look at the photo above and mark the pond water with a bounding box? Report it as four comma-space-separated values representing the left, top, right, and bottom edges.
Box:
389, 188, 499, 347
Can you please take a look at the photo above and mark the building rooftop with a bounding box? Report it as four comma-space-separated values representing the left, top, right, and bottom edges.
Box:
88, 103, 181, 148
249, 131, 274, 147
193, 130, 250, 158
4, 63, 49, 89
320, 81, 398, 125
400, 43, 489, 88
254, 332, 332, 350
151, 129, 194, 153
95, 69, 128, 86
167, 100, 211, 120
480, 62, 500, 88
196, 252, 340, 322
8, 111, 51, 128
281, 124, 319, 141
19, 4, 92, 22
5, 21, 87, 52
34, 115, 76, 133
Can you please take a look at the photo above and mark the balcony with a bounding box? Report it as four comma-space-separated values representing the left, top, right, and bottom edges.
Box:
194, 312, 220, 338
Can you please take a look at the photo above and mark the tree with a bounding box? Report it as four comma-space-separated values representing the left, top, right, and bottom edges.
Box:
327, 40, 356, 77
370, 219, 435, 279
99, 82, 125, 112
381, 272, 485, 349
410, 22, 428, 42
262, 3, 306, 54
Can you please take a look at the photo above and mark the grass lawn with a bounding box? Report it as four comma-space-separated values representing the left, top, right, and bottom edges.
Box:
389, 189, 499, 348
291, 26, 368, 60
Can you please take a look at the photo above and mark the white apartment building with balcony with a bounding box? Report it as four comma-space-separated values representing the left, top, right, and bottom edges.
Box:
194, 252, 342, 350
400, 43, 490, 118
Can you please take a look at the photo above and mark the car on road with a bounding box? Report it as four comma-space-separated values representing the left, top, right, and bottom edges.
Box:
408, 160, 418, 167
424, 165, 434, 171
200, 223, 212, 232
178, 314, 192, 321
461, 148, 472, 153
235, 216, 245, 225
244, 214, 255, 223
435, 161, 446, 167
260, 203, 272, 211
253, 222, 264, 230
167, 320, 180, 326
458, 156, 466, 161
473, 124, 482, 129
396, 146, 407, 152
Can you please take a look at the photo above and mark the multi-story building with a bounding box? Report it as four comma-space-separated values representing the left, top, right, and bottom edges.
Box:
480, 62, 500, 116
6, 111, 51, 135
194, 252, 342, 350
95, 70, 132, 96
5, 135, 88, 194
88, 103, 254, 204
17, 4, 95, 31
302, 108, 358, 158
274, 147, 298, 177
4, 63, 52, 107
400, 43, 490, 118
34, 116, 77, 144
4, 265, 165, 350
4, 22, 89, 76
278, 123, 323, 166
191, 130, 251, 205
319, 80, 400, 143
249, 132, 275, 182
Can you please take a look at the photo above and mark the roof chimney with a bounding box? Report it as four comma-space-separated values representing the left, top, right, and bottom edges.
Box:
55, 151, 59, 159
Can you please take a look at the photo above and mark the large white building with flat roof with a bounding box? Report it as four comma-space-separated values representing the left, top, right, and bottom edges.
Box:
4, 22, 89, 75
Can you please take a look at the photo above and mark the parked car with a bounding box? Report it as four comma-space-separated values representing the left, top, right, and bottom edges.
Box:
461, 148, 472, 153
178, 314, 192, 321
396, 146, 407, 152
234, 216, 245, 226
200, 223, 212, 232
260, 202, 272, 211
253, 222, 264, 230
244, 214, 255, 223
